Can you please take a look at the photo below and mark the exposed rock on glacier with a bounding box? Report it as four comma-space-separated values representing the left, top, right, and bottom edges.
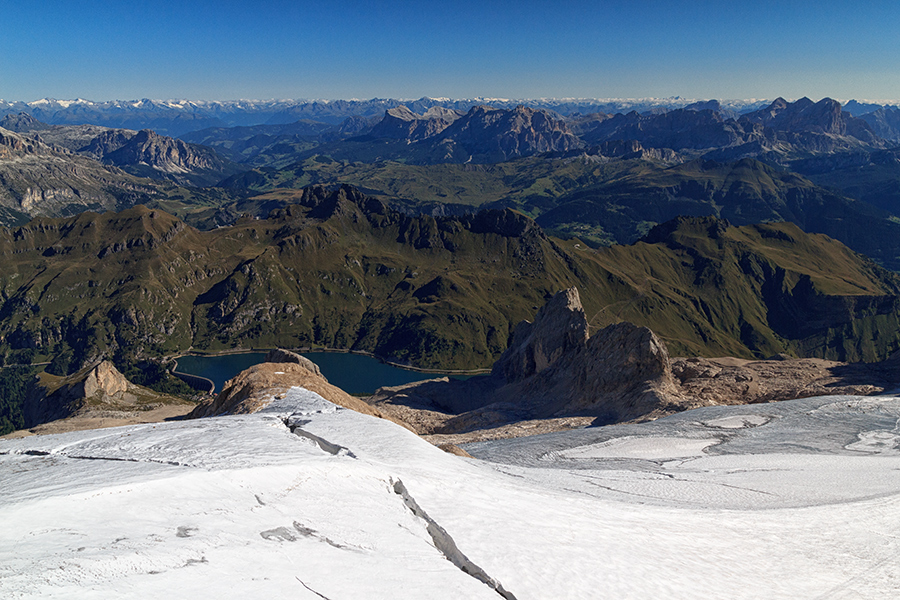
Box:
188, 349, 410, 429
491, 287, 589, 383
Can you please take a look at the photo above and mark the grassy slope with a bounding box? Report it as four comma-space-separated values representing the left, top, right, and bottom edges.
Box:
1, 188, 899, 370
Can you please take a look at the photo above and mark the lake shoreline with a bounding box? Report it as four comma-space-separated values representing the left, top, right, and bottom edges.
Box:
169, 349, 486, 397
169, 347, 492, 376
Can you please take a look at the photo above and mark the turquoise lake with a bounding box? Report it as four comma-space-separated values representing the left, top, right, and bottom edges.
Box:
174, 352, 472, 395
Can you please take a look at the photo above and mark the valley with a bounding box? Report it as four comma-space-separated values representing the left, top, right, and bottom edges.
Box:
4, 94, 900, 438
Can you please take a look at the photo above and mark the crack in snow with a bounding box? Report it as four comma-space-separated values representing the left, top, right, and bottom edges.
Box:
391, 478, 518, 600
66, 455, 196, 468
282, 418, 357, 458
296, 576, 332, 599
3, 448, 197, 468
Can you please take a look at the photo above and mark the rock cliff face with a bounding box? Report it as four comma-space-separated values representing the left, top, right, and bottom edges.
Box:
369, 106, 463, 142
491, 287, 589, 382
24, 361, 147, 427
369, 288, 690, 435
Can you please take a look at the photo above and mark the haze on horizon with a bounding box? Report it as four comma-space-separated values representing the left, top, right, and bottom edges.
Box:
2, 0, 899, 103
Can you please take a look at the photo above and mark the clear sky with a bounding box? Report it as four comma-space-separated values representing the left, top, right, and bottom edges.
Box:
2, 0, 899, 102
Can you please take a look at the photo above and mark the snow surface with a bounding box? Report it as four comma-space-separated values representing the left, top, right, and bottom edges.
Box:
2, 390, 900, 599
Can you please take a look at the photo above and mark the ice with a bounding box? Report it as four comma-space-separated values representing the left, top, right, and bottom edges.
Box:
702, 414, 770, 429
556, 435, 718, 459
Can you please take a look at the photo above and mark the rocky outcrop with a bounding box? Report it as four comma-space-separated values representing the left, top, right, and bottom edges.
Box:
369, 106, 463, 141
368, 288, 690, 436
484, 288, 685, 423
264, 348, 322, 376
505, 319, 683, 422
492, 287, 588, 382
188, 351, 410, 429
81, 361, 130, 398
22, 360, 168, 428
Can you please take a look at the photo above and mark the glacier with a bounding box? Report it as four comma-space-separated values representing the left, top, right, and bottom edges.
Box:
2, 388, 900, 599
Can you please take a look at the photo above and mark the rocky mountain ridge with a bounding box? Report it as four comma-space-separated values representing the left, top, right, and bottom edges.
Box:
583, 97, 885, 162
3, 188, 900, 375
0, 125, 173, 221
1, 113, 243, 186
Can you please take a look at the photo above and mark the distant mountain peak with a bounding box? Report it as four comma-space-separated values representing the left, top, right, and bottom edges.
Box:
0, 112, 50, 132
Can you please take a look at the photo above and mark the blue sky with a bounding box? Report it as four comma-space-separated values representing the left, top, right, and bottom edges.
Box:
2, 0, 899, 102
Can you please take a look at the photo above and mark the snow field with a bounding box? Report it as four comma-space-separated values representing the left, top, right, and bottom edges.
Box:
2, 388, 900, 598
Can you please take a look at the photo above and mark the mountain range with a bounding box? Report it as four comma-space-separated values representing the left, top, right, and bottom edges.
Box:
0, 113, 244, 186
179, 97, 892, 169
4, 96, 898, 139
0, 97, 778, 135
5, 95, 900, 380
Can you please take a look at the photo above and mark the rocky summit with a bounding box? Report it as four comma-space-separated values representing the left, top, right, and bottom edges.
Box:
368, 287, 692, 438
368, 105, 464, 142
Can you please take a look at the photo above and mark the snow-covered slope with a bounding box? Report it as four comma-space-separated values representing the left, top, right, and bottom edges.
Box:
2, 389, 900, 599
